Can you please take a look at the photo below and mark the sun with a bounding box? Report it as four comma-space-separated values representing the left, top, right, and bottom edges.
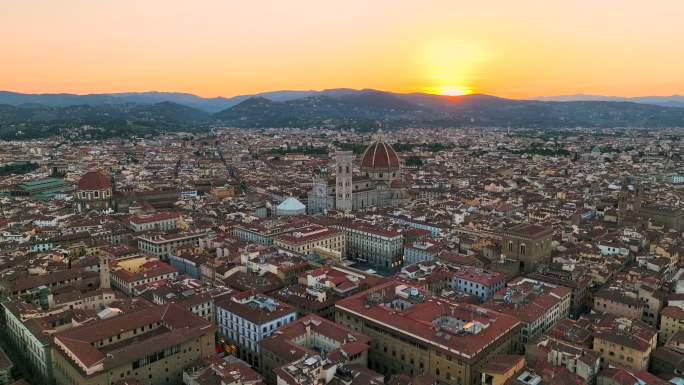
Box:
434, 85, 472, 96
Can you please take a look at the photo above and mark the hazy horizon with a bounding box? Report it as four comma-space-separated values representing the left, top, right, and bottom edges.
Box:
3, 0, 684, 98
2, 88, 684, 101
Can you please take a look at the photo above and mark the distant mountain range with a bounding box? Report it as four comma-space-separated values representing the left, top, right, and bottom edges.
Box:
4, 89, 684, 112
536, 94, 684, 108
2, 89, 684, 139
0, 89, 365, 113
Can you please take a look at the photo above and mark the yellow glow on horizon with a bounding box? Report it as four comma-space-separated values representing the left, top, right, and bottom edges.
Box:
2, 1, 684, 98
415, 40, 489, 98
425, 85, 473, 96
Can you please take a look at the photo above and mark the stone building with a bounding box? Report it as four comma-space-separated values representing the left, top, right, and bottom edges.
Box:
52, 304, 216, 385
74, 170, 113, 213
335, 280, 522, 385
501, 223, 553, 273
308, 136, 409, 213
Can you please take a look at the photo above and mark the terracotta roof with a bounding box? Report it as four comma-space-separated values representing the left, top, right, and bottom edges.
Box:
483, 354, 524, 374
53, 304, 214, 373
336, 279, 521, 359
78, 170, 111, 190
505, 223, 551, 238
260, 314, 371, 364
360, 141, 400, 171
126, 211, 180, 225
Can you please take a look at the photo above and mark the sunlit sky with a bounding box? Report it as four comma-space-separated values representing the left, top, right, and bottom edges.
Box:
2, 0, 684, 98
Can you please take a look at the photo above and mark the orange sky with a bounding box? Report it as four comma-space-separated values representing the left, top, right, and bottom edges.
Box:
2, 0, 684, 98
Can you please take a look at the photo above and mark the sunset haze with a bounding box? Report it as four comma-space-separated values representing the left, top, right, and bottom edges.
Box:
2, 0, 684, 98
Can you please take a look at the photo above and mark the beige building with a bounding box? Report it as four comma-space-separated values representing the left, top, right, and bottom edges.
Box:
260, 314, 371, 385
501, 223, 553, 273
592, 289, 643, 320
74, 170, 113, 213
592, 318, 657, 371
52, 304, 216, 385
273, 225, 345, 256
307, 138, 410, 214
481, 355, 525, 385
659, 306, 684, 345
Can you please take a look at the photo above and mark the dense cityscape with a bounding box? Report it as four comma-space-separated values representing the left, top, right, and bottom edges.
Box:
1, 126, 684, 385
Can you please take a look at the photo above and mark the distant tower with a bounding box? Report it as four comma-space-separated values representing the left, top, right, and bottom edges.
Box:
335, 150, 354, 212
99, 255, 110, 289
308, 167, 330, 214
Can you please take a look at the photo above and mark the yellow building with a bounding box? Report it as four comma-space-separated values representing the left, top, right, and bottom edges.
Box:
210, 185, 236, 199
52, 304, 216, 385
592, 318, 657, 371
481, 355, 525, 385
659, 306, 684, 344
273, 225, 345, 256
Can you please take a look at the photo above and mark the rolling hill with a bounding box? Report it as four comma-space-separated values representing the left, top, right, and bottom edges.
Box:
3, 89, 684, 140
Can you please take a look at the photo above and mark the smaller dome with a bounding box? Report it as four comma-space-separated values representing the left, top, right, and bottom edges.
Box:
277, 197, 306, 215
78, 170, 111, 190
360, 141, 400, 171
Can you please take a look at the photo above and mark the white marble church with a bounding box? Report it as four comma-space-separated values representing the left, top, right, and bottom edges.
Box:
307, 136, 409, 213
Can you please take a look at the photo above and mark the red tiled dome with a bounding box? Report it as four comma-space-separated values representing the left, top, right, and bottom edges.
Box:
78, 170, 111, 190
360, 141, 400, 171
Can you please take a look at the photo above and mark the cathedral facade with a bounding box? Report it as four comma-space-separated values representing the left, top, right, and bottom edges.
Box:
308, 138, 409, 213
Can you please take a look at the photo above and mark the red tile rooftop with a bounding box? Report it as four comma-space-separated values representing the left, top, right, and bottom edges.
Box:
336, 222, 402, 238
453, 266, 505, 287
506, 223, 551, 237
78, 170, 111, 190
336, 279, 520, 359
126, 211, 180, 225
482, 354, 524, 374
113, 260, 177, 282
53, 304, 214, 373
275, 226, 341, 244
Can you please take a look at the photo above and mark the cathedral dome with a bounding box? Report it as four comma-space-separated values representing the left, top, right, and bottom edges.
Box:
360, 140, 400, 172
78, 170, 111, 191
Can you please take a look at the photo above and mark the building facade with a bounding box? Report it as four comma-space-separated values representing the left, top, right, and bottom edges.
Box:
308, 137, 409, 214
74, 170, 113, 213
52, 304, 216, 385
501, 223, 553, 273
273, 225, 345, 256
136, 230, 208, 261
260, 314, 371, 385
333, 223, 403, 268
216, 292, 297, 368
335, 280, 522, 385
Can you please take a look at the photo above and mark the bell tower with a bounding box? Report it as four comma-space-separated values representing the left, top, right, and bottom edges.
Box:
335, 150, 353, 212
98, 254, 111, 289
